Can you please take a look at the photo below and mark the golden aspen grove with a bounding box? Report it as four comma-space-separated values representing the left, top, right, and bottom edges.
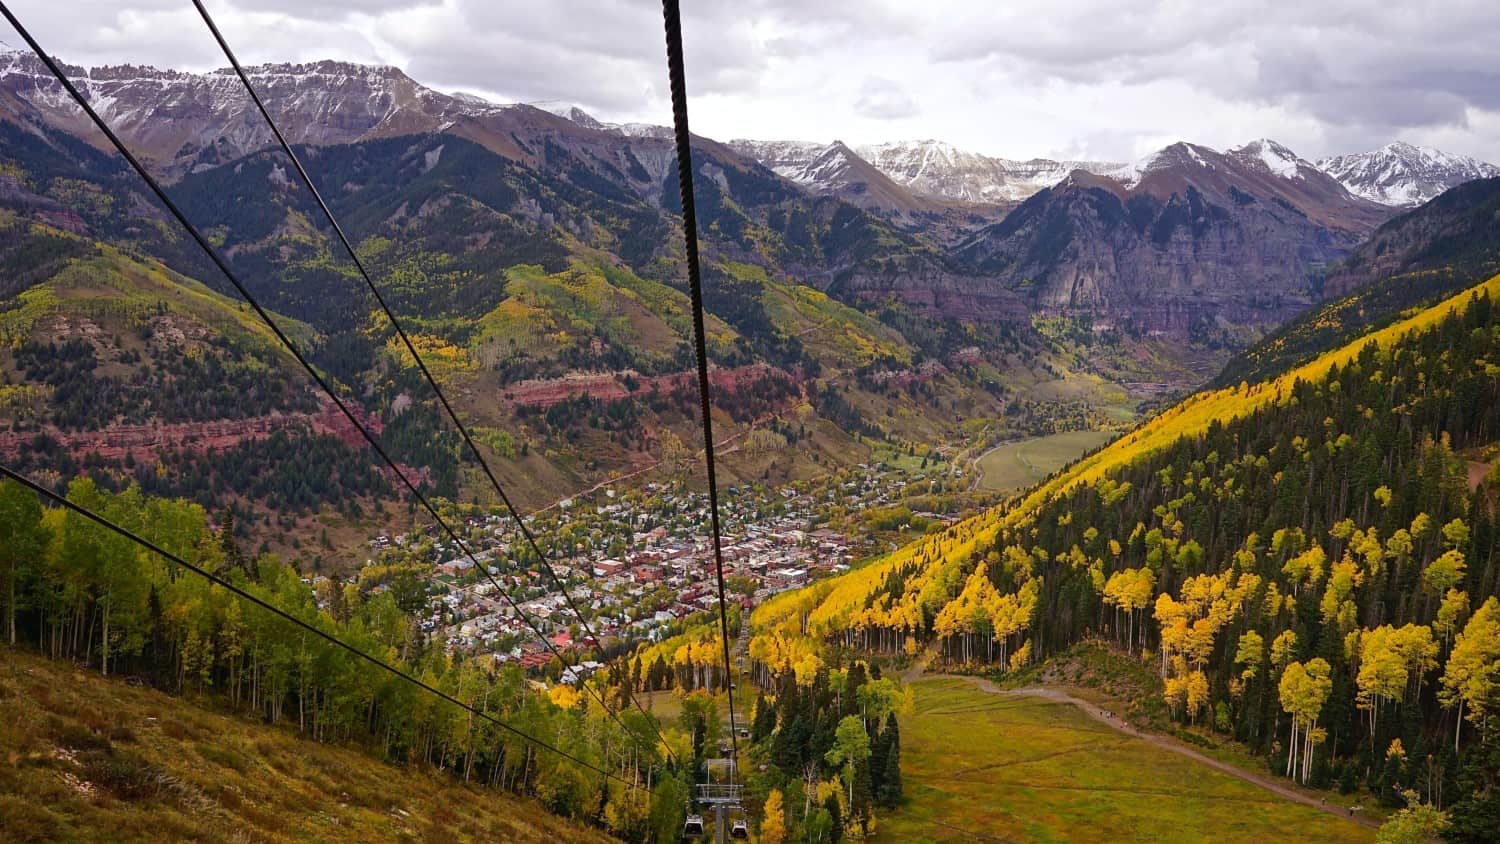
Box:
731, 272, 1500, 839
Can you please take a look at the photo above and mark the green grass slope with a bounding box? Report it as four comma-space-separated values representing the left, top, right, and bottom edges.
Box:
974, 430, 1116, 493
0, 649, 614, 844
881, 678, 1370, 844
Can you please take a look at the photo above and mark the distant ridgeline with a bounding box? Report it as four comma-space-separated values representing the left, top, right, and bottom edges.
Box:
751, 272, 1500, 833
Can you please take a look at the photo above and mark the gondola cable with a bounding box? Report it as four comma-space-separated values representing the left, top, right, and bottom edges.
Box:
660, 0, 742, 771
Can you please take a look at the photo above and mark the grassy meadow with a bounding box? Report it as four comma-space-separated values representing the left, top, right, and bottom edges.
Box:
974, 430, 1116, 493
878, 678, 1371, 844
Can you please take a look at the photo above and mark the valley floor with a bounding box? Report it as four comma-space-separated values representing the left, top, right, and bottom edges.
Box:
0, 649, 614, 844
878, 677, 1374, 843
972, 430, 1116, 493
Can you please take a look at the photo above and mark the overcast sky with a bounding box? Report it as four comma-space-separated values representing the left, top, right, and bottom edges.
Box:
7, 0, 1500, 163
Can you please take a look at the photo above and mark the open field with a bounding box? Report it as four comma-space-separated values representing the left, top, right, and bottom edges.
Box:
974, 430, 1115, 493
0, 649, 612, 843
878, 678, 1372, 844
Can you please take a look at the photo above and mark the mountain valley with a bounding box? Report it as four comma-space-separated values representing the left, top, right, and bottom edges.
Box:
1, 35, 1499, 844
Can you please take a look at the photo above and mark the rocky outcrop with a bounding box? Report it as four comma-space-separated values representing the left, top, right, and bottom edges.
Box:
0, 398, 377, 460
500, 364, 793, 409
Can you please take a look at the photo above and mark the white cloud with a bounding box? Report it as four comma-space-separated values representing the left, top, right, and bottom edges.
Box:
854, 77, 918, 120
2, 0, 1498, 162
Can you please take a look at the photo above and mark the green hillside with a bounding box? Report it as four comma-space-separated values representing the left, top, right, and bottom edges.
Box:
0, 217, 397, 558
0, 648, 614, 843
0, 213, 319, 428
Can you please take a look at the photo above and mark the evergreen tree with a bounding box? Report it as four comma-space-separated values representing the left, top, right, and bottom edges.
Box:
878, 713, 903, 808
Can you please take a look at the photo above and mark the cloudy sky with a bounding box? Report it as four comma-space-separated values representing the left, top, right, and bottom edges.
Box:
7, 0, 1500, 162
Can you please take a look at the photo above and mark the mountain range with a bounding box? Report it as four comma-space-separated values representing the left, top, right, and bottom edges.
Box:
1, 50, 1446, 342
6, 47, 1489, 217
1, 48, 1496, 531
728, 135, 1496, 214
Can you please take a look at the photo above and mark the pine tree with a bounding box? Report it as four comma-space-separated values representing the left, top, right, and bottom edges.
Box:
824, 792, 844, 843
878, 713, 903, 807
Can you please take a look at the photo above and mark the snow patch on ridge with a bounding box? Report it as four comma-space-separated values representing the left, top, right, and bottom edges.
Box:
1236, 139, 1304, 179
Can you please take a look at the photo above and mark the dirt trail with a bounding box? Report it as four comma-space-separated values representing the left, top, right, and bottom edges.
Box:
919, 670, 1379, 830
1468, 460, 1492, 490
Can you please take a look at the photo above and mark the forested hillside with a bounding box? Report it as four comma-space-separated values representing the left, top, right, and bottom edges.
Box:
0, 112, 1119, 550
0, 476, 703, 841
1219, 176, 1500, 387
0, 464, 926, 841
750, 272, 1500, 836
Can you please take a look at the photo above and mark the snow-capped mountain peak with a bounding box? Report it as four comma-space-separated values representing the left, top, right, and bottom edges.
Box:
729, 137, 1125, 205
524, 101, 607, 130
1316, 142, 1500, 207
1230, 138, 1310, 180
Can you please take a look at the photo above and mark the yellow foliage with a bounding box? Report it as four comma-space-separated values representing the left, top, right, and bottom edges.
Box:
549, 685, 581, 710
385, 332, 476, 381
746, 273, 1500, 677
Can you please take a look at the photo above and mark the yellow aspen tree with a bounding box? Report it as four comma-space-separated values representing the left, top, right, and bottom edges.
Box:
1434, 589, 1470, 650
1270, 629, 1298, 671
1235, 631, 1265, 681
1357, 625, 1407, 740
1186, 671, 1210, 724
1280, 658, 1331, 784
1440, 597, 1500, 750
1424, 550, 1466, 594
761, 789, 787, 844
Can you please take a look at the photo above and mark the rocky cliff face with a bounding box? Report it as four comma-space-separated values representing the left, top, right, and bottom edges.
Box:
952, 142, 1392, 335
828, 254, 1031, 323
